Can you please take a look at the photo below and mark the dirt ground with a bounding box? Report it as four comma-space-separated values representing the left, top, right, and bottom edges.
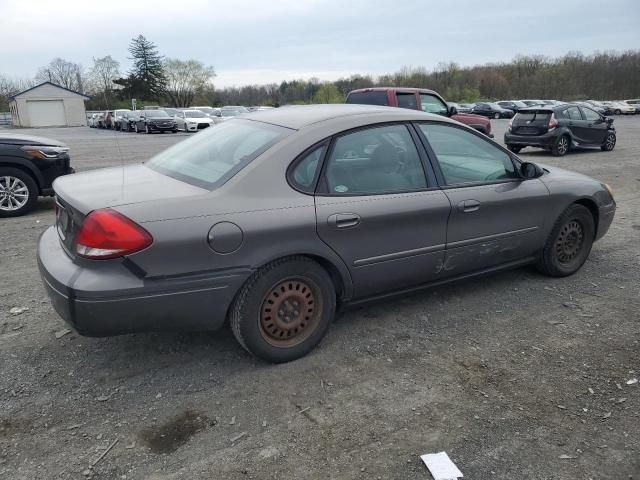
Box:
1, 118, 638, 480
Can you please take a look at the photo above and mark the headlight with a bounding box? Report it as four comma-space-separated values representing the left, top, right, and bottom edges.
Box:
21, 145, 69, 159
603, 183, 615, 200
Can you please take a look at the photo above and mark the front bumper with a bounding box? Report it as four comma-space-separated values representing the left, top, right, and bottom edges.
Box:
148, 123, 177, 131
37, 226, 251, 336
504, 130, 558, 148
595, 203, 616, 241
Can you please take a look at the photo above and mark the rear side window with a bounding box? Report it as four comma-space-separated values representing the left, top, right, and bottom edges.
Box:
419, 123, 517, 185
346, 91, 389, 106
147, 120, 291, 189
324, 124, 427, 195
396, 92, 417, 109
289, 145, 326, 193
564, 107, 582, 120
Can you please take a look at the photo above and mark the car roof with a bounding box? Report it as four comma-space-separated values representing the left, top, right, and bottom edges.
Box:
241, 104, 453, 130
348, 86, 437, 95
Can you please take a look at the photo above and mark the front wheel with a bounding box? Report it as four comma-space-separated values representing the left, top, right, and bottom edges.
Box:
134, 124, 139, 133
0, 168, 38, 218
145, 124, 151, 134
601, 132, 616, 151
229, 257, 336, 363
614, 109, 621, 115
508, 145, 522, 153
537, 204, 595, 277
494, 112, 500, 119
552, 135, 569, 156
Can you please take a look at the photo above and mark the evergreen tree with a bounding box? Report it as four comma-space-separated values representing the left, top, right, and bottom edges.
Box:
128, 35, 166, 98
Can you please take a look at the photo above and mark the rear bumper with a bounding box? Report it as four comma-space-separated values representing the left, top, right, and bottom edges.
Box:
37, 226, 251, 336
504, 130, 557, 148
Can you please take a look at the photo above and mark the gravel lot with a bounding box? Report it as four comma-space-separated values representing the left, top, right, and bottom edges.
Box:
1, 119, 639, 480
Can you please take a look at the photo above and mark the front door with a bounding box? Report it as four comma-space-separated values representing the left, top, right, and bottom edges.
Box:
578, 107, 609, 145
416, 122, 550, 275
314, 124, 451, 298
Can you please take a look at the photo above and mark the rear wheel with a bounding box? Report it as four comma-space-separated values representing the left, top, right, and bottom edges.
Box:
601, 132, 616, 151
508, 145, 522, 153
493, 112, 500, 119
537, 204, 594, 277
552, 135, 569, 156
229, 257, 336, 363
0, 168, 38, 218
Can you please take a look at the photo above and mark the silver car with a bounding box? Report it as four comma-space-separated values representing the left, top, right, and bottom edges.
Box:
38, 105, 616, 362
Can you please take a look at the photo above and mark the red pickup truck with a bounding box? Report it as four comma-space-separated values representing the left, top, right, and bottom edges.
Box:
346, 87, 492, 137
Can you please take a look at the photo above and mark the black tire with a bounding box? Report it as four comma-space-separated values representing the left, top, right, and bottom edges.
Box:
134, 124, 139, 133
229, 256, 336, 363
537, 204, 595, 277
614, 109, 621, 115
172, 129, 178, 133
601, 131, 616, 151
508, 145, 522, 153
145, 124, 151, 134
552, 135, 570, 156
0, 167, 38, 218
494, 112, 500, 119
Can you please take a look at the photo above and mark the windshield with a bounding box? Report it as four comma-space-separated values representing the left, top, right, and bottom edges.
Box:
147, 111, 170, 118
222, 109, 244, 117
185, 111, 207, 118
194, 107, 214, 114
513, 101, 527, 108
146, 120, 291, 189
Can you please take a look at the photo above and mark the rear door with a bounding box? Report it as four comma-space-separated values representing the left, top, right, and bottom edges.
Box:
395, 92, 419, 110
510, 109, 552, 136
416, 122, 550, 274
561, 106, 590, 144
578, 107, 608, 144
313, 123, 451, 298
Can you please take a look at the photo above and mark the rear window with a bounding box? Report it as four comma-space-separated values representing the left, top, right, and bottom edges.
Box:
146, 120, 291, 189
514, 111, 551, 122
346, 91, 389, 106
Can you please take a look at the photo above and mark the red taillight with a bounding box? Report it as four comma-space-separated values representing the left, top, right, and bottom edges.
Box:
508, 117, 514, 131
76, 209, 152, 260
548, 115, 558, 131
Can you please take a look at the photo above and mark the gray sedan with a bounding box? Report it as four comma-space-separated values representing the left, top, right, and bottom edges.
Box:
38, 105, 616, 362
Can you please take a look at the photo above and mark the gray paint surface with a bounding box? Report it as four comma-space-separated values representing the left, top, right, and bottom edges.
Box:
40, 105, 615, 335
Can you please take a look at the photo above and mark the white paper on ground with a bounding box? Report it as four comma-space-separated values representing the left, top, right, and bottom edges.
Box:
420, 451, 463, 479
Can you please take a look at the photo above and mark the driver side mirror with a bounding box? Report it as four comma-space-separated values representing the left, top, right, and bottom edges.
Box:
448, 105, 458, 116
520, 162, 543, 179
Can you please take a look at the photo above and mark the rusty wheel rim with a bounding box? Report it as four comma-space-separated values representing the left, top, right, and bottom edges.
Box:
555, 220, 584, 263
259, 277, 322, 348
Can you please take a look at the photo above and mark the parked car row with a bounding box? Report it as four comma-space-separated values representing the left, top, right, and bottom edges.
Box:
452, 99, 640, 117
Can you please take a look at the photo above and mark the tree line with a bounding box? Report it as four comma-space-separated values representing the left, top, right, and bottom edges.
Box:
1, 45, 639, 112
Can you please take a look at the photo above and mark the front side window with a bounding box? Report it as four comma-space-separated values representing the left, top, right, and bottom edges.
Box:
581, 107, 601, 121
420, 94, 448, 115
419, 123, 518, 185
324, 124, 427, 195
396, 92, 418, 110
147, 120, 291, 189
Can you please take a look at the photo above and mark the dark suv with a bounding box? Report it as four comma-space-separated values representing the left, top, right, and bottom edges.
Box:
0, 133, 74, 217
504, 105, 616, 156
346, 87, 493, 137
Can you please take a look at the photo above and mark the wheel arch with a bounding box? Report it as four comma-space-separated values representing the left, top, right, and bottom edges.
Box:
0, 159, 44, 193
573, 198, 599, 236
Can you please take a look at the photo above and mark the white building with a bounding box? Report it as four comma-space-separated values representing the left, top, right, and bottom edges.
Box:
9, 82, 90, 127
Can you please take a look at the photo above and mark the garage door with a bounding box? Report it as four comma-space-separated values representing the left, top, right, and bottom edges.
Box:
27, 100, 66, 127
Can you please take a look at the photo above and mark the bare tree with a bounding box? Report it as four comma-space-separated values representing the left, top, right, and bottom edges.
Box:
0, 75, 35, 110
35, 58, 88, 93
163, 59, 215, 107
90, 56, 120, 107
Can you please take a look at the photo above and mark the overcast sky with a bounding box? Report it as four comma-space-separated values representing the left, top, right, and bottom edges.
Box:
1, 0, 638, 88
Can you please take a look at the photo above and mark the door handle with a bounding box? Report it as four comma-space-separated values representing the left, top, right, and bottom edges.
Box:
327, 213, 361, 229
457, 200, 480, 213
